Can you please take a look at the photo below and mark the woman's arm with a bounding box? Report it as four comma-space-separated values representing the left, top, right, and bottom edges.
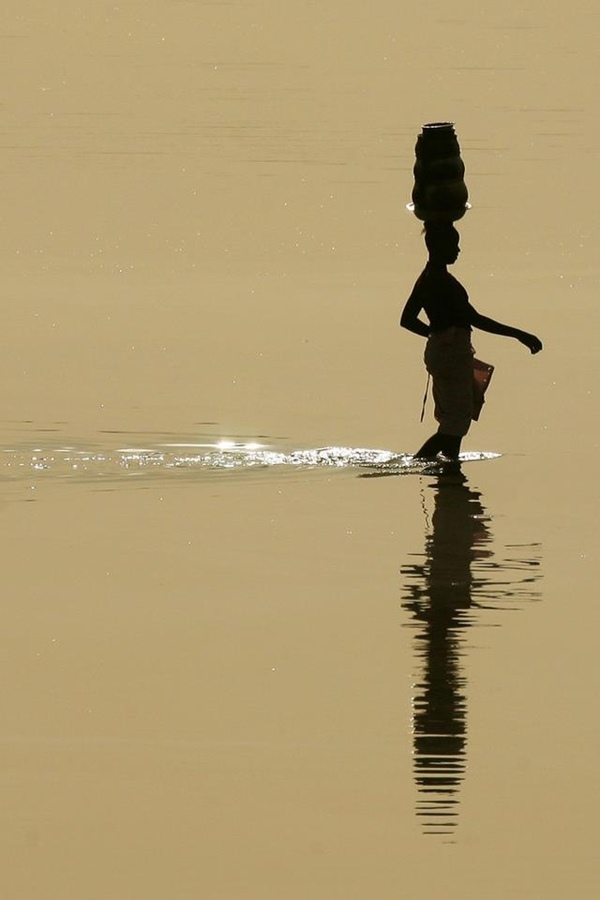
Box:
400, 281, 431, 338
468, 305, 543, 353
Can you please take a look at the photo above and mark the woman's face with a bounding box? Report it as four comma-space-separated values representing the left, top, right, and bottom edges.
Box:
430, 237, 460, 265
446, 240, 460, 264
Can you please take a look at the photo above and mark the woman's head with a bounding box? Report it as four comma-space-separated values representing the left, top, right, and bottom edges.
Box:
424, 223, 460, 265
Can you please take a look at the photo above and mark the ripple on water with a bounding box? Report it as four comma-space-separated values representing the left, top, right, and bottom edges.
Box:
0, 439, 501, 486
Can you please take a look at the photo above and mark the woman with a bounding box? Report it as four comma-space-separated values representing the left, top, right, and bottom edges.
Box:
400, 224, 542, 460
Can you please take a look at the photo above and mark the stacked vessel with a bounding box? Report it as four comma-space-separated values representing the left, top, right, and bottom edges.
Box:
409, 122, 469, 223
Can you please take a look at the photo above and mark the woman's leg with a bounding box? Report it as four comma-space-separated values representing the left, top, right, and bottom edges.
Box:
413, 432, 445, 458
413, 432, 462, 459
438, 434, 463, 459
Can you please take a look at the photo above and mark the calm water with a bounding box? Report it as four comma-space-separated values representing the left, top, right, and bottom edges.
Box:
2, 1, 599, 897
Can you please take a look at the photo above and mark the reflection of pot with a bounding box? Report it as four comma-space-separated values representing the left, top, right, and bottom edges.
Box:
410, 122, 469, 222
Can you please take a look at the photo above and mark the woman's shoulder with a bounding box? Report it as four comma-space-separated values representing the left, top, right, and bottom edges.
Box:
420, 266, 451, 289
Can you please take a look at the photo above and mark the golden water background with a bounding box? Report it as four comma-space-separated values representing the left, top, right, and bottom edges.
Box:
1, 2, 599, 897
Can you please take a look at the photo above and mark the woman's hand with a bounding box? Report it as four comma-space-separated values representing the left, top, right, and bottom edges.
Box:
518, 331, 543, 354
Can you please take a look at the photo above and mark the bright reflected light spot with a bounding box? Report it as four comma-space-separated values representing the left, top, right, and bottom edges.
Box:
216, 440, 265, 452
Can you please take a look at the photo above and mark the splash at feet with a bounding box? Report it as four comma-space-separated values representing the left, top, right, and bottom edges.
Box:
0, 440, 501, 482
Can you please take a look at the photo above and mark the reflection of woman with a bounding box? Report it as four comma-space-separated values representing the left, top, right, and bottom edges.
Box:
401, 470, 541, 835
402, 471, 490, 833
400, 225, 543, 460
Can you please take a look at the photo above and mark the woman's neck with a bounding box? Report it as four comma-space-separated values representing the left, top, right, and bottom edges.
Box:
426, 259, 448, 273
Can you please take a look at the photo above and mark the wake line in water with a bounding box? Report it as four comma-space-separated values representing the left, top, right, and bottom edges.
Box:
0, 441, 500, 483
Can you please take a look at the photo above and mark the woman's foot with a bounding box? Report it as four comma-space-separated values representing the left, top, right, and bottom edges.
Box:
438, 434, 462, 460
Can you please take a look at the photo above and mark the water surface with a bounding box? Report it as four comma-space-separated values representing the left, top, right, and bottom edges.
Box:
1, 1, 599, 898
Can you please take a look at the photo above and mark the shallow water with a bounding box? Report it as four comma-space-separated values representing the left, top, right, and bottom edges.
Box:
2, 1, 600, 897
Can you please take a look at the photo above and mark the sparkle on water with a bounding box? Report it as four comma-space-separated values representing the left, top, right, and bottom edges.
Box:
0, 440, 500, 482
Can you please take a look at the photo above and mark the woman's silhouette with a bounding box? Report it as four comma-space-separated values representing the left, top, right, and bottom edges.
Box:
400, 224, 543, 460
